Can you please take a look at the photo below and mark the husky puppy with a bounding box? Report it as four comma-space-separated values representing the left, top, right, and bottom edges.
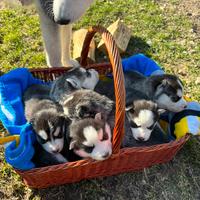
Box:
125, 90, 164, 142
50, 67, 99, 103
95, 71, 187, 112
20, 0, 94, 67
69, 113, 112, 161
125, 71, 187, 112
122, 119, 169, 147
95, 80, 166, 143
60, 89, 114, 125
32, 141, 68, 167
23, 84, 69, 165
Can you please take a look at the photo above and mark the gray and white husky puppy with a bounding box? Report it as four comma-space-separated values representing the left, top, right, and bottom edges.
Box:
125, 71, 187, 112
23, 84, 69, 165
95, 71, 187, 113
62, 89, 114, 118
50, 66, 99, 103
60, 89, 114, 127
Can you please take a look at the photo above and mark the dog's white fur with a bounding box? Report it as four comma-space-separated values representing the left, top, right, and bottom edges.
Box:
20, 0, 94, 67
157, 94, 187, 112
131, 110, 156, 141
74, 123, 112, 161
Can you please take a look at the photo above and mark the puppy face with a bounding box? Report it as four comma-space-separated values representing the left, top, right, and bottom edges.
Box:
155, 76, 187, 112
32, 111, 67, 154
39, 0, 93, 24
67, 67, 99, 90
126, 100, 160, 142
69, 116, 112, 161
81, 68, 100, 90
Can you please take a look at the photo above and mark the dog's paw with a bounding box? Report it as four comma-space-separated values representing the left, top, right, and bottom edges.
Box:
63, 59, 80, 68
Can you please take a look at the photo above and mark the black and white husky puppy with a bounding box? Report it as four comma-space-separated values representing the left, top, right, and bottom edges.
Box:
23, 84, 69, 166
50, 66, 99, 103
122, 119, 169, 147
69, 113, 112, 161
125, 71, 187, 112
125, 90, 164, 142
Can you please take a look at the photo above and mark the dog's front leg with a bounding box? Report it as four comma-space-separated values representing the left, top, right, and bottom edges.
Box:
60, 25, 79, 67
37, 11, 62, 67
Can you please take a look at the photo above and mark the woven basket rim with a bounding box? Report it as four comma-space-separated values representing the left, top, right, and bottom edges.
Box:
16, 134, 189, 174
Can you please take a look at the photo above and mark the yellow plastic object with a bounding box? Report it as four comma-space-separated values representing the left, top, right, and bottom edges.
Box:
174, 116, 200, 139
0, 135, 20, 146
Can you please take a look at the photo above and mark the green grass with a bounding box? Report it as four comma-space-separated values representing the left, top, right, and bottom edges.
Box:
0, 0, 200, 199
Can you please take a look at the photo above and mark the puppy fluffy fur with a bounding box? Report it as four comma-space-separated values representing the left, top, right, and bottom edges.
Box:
122, 121, 169, 147
125, 71, 187, 112
23, 84, 69, 166
69, 117, 112, 161
23, 84, 63, 122
62, 89, 114, 123
95, 77, 169, 146
50, 67, 99, 103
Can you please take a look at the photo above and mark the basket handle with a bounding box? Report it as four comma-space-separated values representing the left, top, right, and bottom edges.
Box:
80, 26, 126, 154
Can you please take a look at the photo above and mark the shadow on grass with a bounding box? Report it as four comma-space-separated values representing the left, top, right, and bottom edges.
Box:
124, 36, 151, 57
95, 35, 151, 63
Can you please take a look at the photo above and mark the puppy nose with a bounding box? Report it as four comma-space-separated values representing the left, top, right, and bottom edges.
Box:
102, 152, 109, 158
183, 105, 187, 109
55, 19, 70, 25
138, 137, 145, 142
52, 148, 59, 153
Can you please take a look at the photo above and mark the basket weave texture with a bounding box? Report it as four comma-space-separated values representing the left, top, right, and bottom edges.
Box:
16, 26, 189, 189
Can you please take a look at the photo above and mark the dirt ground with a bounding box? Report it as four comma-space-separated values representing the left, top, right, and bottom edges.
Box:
158, 0, 200, 35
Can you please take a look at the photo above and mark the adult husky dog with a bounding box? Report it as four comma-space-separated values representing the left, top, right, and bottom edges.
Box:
20, 0, 94, 67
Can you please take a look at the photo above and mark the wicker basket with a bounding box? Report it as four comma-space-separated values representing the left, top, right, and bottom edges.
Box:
15, 26, 189, 189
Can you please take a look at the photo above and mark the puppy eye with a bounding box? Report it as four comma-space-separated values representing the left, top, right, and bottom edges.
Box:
37, 135, 48, 144
130, 121, 141, 128
171, 96, 181, 102
86, 71, 91, 77
84, 145, 94, 153
128, 108, 134, 114
54, 132, 63, 139
147, 123, 155, 130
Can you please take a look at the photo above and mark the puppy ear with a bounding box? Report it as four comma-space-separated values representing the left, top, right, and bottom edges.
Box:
98, 128, 103, 141
95, 113, 102, 121
69, 140, 76, 150
105, 123, 112, 140
154, 79, 169, 95
66, 78, 80, 89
